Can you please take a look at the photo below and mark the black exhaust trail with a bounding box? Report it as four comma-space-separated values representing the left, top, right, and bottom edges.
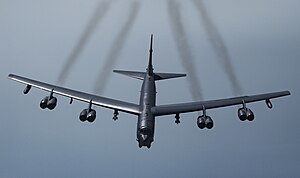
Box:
193, 0, 242, 95
167, 0, 203, 100
57, 1, 111, 85
94, 0, 141, 94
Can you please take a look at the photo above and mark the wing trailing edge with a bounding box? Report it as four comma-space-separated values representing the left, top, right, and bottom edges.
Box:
8, 74, 141, 115
151, 91, 291, 116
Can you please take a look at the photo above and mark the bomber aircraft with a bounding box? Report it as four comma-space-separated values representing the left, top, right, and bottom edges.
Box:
8, 35, 290, 148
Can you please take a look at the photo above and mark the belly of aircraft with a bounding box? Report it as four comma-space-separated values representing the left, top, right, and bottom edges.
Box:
136, 115, 155, 148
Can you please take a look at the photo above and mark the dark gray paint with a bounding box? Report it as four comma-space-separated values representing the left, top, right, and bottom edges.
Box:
8, 35, 290, 148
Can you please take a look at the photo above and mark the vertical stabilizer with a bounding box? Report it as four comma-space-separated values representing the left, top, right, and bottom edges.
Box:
147, 34, 154, 75
114, 34, 186, 81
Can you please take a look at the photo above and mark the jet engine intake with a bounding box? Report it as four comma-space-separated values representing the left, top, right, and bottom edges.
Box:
79, 109, 88, 122
40, 96, 57, 110
197, 115, 214, 129
197, 116, 206, 129
87, 109, 96, 123
47, 97, 57, 110
205, 116, 214, 129
238, 108, 254, 121
39, 89, 57, 110
79, 100, 96, 123
197, 106, 214, 129
40, 96, 49, 109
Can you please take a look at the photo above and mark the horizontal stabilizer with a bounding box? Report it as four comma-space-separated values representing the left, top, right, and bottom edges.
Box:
113, 70, 145, 80
114, 70, 186, 81
154, 72, 186, 81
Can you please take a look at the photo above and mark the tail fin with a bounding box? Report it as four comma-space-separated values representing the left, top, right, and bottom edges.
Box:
114, 70, 186, 81
147, 34, 154, 75
114, 35, 186, 81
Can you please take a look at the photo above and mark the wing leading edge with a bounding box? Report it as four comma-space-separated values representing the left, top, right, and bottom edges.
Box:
151, 91, 290, 116
8, 74, 291, 117
8, 74, 140, 115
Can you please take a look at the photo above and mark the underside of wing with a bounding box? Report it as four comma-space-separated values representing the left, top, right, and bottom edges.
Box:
8, 74, 140, 115
151, 91, 291, 116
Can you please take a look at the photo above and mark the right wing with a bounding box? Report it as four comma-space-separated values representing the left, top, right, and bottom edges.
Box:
151, 91, 290, 116
8, 74, 141, 115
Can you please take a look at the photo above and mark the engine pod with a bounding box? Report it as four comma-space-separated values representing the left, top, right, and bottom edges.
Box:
205, 116, 214, 129
40, 96, 49, 109
47, 97, 57, 110
238, 108, 247, 121
79, 109, 88, 122
87, 109, 96, 123
197, 116, 206, 129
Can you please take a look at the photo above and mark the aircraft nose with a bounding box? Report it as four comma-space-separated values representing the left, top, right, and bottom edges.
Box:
141, 134, 148, 141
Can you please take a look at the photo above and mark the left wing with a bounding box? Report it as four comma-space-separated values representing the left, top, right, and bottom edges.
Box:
8, 74, 140, 115
151, 91, 290, 116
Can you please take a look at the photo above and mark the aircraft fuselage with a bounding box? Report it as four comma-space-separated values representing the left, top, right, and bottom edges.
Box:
7, 34, 291, 149
137, 67, 156, 148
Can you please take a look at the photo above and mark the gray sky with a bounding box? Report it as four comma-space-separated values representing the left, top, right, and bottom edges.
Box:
1, 0, 299, 177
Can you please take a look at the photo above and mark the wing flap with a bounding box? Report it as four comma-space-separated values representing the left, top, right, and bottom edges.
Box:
151, 91, 290, 116
8, 74, 140, 115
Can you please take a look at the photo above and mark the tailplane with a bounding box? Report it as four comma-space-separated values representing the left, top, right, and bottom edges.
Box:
113, 70, 186, 81
113, 34, 186, 81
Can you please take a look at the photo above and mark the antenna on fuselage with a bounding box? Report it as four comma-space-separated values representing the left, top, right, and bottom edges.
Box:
147, 34, 154, 75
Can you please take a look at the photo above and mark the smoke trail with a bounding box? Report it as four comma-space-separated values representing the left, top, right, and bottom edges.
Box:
167, 0, 203, 100
94, 0, 140, 94
193, 0, 242, 95
57, 1, 111, 85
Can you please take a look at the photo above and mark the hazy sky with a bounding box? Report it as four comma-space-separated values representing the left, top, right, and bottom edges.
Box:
1, 0, 299, 177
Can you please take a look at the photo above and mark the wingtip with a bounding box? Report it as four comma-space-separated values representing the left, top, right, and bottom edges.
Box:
8, 73, 14, 79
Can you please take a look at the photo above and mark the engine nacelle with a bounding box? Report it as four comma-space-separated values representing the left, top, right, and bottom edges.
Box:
205, 116, 214, 129
197, 116, 206, 129
238, 108, 254, 121
47, 97, 57, 110
246, 108, 254, 121
79, 109, 96, 122
79, 100, 96, 123
79, 109, 88, 122
40, 96, 49, 109
238, 108, 247, 121
197, 115, 214, 129
87, 109, 96, 123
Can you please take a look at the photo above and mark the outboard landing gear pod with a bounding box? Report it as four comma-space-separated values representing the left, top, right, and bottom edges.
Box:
23, 85, 31, 94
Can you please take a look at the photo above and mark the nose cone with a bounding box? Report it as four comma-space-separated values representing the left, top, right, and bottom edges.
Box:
141, 134, 148, 141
